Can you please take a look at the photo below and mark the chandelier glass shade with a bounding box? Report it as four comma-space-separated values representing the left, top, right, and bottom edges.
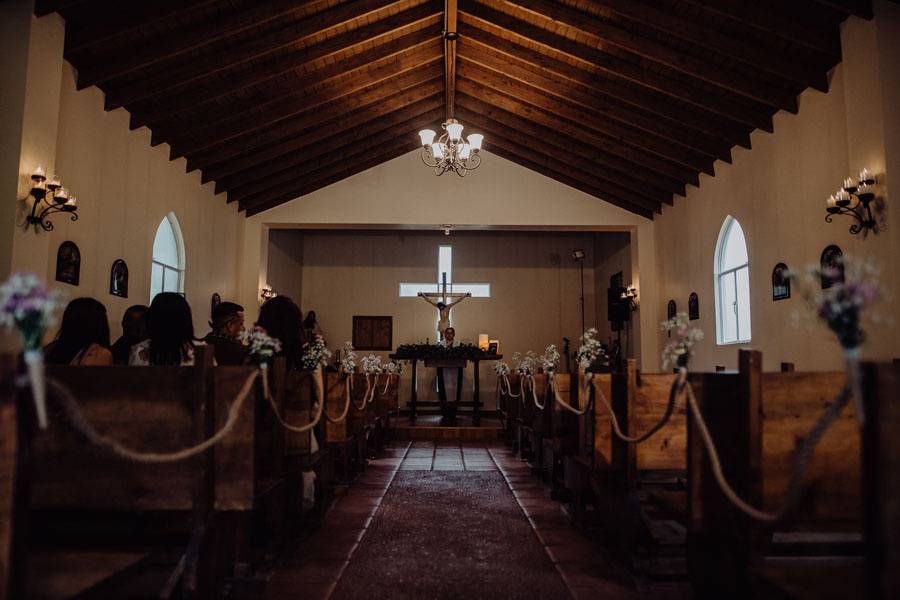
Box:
418, 119, 484, 177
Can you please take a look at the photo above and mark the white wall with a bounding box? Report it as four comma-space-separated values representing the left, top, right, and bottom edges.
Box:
5, 12, 245, 344
652, 6, 900, 372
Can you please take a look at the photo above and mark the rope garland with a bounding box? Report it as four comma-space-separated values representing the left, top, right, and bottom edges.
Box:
528, 374, 545, 409
325, 376, 353, 423
46, 370, 259, 463
500, 374, 521, 398
592, 371, 681, 444
549, 376, 592, 416
261, 365, 325, 433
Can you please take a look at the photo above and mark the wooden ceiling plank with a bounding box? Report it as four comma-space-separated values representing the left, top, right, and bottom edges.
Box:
129, 5, 441, 129
191, 77, 444, 176
456, 109, 667, 208
64, 0, 223, 59
34, 0, 92, 17
457, 62, 709, 181
228, 109, 444, 204
456, 79, 693, 191
457, 46, 732, 164
140, 27, 440, 133
809, 0, 873, 18
459, 1, 773, 132
677, 0, 841, 60
493, 0, 798, 112
221, 102, 444, 198
581, 0, 828, 91
166, 48, 443, 160
455, 92, 683, 197
76, 0, 325, 89
243, 143, 415, 216
102, 0, 413, 109
459, 23, 752, 148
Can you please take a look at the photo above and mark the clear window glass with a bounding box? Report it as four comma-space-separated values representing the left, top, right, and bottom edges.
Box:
151, 213, 184, 302
715, 217, 751, 344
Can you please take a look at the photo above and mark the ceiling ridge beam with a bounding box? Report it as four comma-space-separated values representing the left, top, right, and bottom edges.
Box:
190, 77, 444, 176
101, 0, 419, 109
459, 23, 751, 149
166, 47, 443, 160
444, 0, 459, 117
129, 6, 442, 130
491, 0, 798, 113
458, 2, 773, 132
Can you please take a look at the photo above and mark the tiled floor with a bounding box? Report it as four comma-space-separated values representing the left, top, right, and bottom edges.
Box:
265, 442, 647, 600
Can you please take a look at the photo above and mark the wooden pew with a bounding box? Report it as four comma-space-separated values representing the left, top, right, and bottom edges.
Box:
541, 372, 578, 499
497, 373, 520, 447
517, 374, 548, 464
19, 347, 263, 599
323, 371, 368, 480
374, 374, 399, 448
861, 361, 900, 599
1, 355, 21, 600
687, 349, 860, 599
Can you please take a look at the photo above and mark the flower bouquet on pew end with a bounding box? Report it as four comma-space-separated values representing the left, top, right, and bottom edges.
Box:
0, 272, 65, 428
576, 328, 609, 373
301, 334, 331, 371
661, 312, 704, 371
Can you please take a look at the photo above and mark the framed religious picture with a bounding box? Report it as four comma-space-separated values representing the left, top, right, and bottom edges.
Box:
488, 342, 499, 354
688, 292, 700, 320
772, 263, 791, 301
820, 245, 845, 289
211, 293, 221, 318
55, 241, 80, 286
109, 259, 128, 298
353, 316, 393, 350
666, 299, 677, 337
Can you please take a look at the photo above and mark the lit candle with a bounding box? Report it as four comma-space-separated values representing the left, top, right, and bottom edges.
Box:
55, 187, 68, 201
33, 165, 45, 179
826, 194, 837, 209
836, 188, 851, 207
842, 177, 855, 190
478, 333, 489, 350
859, 168, 874, 184
65, 195, 76, 207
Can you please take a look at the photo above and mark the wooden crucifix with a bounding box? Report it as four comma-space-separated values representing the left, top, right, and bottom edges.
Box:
418, 272, 470, 341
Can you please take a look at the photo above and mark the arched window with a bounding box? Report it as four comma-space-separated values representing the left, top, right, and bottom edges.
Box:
714, 216, 751, 344
150, 212, 185, 302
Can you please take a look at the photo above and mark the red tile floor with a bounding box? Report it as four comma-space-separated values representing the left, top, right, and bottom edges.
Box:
265, 442, 677, 599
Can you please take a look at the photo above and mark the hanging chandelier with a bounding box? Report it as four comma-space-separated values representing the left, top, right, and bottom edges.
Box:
417, 119, 484, 177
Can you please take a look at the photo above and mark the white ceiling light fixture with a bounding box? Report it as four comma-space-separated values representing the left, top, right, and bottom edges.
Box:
418, 119, 484, 177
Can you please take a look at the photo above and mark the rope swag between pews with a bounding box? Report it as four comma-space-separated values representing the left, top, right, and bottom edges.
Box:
522, 374, 544, 409
549, 376, 593, 416
326, 375, 353, 424
261, 365, 326, 433
46, 370, 259, 463
572, 366, 859, 523
500, 374, 521, 398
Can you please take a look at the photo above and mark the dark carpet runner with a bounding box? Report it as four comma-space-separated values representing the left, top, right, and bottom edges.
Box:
330, 471, 572, 600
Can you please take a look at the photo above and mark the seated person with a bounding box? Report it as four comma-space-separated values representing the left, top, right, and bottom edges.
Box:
110, 304, 148, 365
44, 297, 113, 366
203, 301, 248, 366
257, 295, 304, 370
130, 293, 205, 366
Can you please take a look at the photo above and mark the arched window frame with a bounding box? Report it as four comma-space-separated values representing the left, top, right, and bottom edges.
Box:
713, 216, 752, 345
150, 212, 186, 302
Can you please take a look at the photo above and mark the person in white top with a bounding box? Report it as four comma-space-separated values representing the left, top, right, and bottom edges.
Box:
130, 292, 208, 366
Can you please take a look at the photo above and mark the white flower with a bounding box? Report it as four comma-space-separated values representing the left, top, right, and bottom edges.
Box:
361, 354, 383, 374
240, 325, 282, 365
540, 344, 560, 373
383, 360, 402, 375
301, 334, 332, 371
339, 341, 357, 373
576, 328, 607, 370
661, 312, 703, 370
495, 362, 510, 376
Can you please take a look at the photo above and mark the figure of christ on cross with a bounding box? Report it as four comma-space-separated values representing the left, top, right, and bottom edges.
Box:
418, 274, 471, 342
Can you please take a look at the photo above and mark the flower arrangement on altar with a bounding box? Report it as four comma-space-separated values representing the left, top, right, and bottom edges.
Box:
301, 334, 331, 371
240, 325, 281, 367
392, 342, 492, 360
361, 354, 383, 374
576, 328, 608, 372
540, 344, 560, 374
339, 341, 357, 373
789, 255, 886, 352
0, 272, 65, 428
661, 312, 704, 370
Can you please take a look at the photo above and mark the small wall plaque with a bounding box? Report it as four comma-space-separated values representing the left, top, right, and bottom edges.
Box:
666, 299, 677, 337
820, 245, 845, 290
55, 241, 80, 286
688, 292, 699, 320
109, 259, 128, 298
772, 263, 791, 301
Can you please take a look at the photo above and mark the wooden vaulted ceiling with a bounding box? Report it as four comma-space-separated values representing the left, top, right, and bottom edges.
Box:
38, 0, 871, 219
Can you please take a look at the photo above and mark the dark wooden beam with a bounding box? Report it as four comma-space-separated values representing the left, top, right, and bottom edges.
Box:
34, 0, 92, 17
167, 47, 443, 160
64, 0, 222, 59
494, 0, 798, 112
677, 0, 841, 61
444, 0, 458, 117
458, 114, 664, 212
458, 1, 773, 132
583, 0, 828, 91
459, 23, 751, 149
243, 142, 415, 216
101, 0, 413, 109
809, 0, 873, 18
456, 93, 683, 197
456, 80, 691, 193
140, 27, 440, 134
457, 63, 706, 182
231, 108, 442, 205
221, 101, 444, 198
457, 46, 731, 165
482, 143, 654, 219
189, 76, 444, 176
128, 4, 441, 129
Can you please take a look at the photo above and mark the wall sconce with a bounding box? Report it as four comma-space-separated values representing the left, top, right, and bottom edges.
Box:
825, 168, 879, 236
23, 165, 78, 232
260, 286, 278, 303
620, 285, 639, 310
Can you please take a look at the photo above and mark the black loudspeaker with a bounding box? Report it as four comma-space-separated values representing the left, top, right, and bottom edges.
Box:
608, 287, 630, 323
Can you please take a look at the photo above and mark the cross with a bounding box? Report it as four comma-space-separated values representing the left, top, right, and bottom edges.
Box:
399, 245, 490, 338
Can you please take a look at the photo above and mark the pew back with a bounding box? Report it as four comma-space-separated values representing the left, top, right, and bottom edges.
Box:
627, 364, 684, 473
586, 372, 612, 469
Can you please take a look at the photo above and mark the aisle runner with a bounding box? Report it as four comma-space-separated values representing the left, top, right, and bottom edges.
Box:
331, 471, 571, 600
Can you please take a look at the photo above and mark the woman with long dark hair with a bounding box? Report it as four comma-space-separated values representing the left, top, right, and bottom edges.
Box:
257, 295, 304, 369
129, 292, 202, 366
44, 297, 113, 365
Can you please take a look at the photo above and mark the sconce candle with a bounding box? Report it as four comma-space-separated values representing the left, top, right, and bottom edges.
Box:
825, 168, 879, 235
478, 333, 489, 350
23, 166, 78, 232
